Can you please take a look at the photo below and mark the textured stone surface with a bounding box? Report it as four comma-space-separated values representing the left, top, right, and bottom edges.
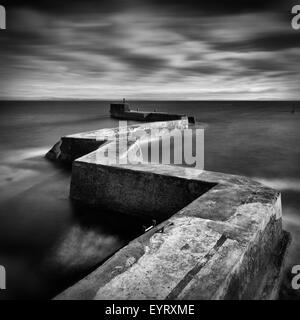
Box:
71, 163, 215, 219
46, 119, 188, 163
46, 119, 290, 300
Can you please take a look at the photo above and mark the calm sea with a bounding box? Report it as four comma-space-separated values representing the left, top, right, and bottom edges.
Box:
0, 100, 299, 299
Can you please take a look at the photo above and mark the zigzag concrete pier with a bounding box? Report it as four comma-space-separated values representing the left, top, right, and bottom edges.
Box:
46, 115, 290, 300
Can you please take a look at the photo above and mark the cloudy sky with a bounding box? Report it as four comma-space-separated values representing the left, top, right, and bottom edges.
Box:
0, 0, 299, 100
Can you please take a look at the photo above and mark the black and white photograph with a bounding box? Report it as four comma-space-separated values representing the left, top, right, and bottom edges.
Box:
0, 0, 300, 304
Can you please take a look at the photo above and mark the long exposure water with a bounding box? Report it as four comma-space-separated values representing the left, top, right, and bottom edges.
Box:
0, 100, 299, 299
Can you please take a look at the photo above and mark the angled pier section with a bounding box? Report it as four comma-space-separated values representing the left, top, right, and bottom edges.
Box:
47, 118, 290, 300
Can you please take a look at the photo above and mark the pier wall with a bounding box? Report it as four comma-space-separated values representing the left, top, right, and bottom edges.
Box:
71, 161, 215, 220
109, 103, 192, 122
111, 112, 185, 122
56, 164, 289, 299
46, 118, 290, 300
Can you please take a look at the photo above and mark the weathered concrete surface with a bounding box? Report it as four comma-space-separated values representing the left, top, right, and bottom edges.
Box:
71, 163, 215, 219
46, 118, 188, 163
47, 119, 290, 300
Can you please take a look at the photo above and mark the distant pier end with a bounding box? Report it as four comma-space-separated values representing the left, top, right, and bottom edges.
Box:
110, 102, 195, 123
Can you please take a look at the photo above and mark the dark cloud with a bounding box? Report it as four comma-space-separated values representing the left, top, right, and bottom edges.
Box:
247, 33, 300, 51
90, 47, 169, 74
150, 0, 288, 14
2, 0, 128, 14
116, 53, 168, 74
178, 64, 226, 76
3, 0, 290, 14
214, 32, 300, 52
0, 0, 299, 99
243, 59, 288, 72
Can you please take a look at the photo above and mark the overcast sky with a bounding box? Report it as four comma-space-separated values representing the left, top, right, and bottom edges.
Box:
0, 0, 299, 100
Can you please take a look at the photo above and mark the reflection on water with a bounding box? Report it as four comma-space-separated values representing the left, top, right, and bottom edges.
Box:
0, 100, 300, 299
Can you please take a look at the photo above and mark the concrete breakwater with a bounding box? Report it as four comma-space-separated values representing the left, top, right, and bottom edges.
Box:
110, 102, 195, 123
46, 117, 290, 300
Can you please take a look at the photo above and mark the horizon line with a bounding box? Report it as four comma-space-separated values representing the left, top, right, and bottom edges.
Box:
1, 99, 300, 102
